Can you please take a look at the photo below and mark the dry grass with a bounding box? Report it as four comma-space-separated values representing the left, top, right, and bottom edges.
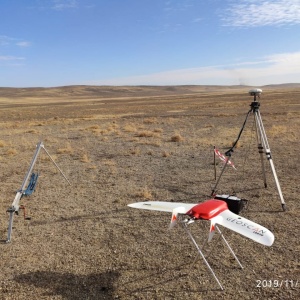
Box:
0, 85, 299, 300
85, 125, 102, 134
268, 124, 287, 135
87, 125, 100, 130
130, 147, 141, 155
162, 150, 170, 157
143, 117, 157, 124
5, 148, 17, 156
137, 140, 161, 147
123, 124, 137, 133
80, 153, 90, 163
136, 130, 159, 138
57, 143, 73, 154
136, 186, 153, 199
153, 128, 163, 133
170, 132, 184, 142
25, 129, 39, 134
101, 158, 115, 166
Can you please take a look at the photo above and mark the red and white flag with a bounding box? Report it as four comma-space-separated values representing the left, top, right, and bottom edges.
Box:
214, 148, 236, 170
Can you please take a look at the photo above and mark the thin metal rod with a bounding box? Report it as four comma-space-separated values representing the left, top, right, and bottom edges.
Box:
214, 146, 217, 181
254, 110, 285, 207
192, 226, 222, 264
41, 145, 71, 186
6, 209, 15, 243
20, 142, 43, 194
254, 114, 268, 187
182, 222, 224, 290
215, 226, 243, 269
191, 224, 243, 269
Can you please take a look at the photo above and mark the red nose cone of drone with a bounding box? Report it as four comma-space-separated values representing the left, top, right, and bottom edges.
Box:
186, 199, 228, 220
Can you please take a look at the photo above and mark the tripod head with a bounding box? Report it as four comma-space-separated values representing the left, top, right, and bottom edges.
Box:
249, 88, 262, 111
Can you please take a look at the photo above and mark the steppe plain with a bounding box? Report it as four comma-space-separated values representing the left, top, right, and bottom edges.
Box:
0, 85, 299, 299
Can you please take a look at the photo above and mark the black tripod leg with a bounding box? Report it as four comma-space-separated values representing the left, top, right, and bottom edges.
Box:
211, 158, 229, 196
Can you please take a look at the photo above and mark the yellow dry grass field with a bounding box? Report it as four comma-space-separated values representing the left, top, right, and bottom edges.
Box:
0, 85, 299, 299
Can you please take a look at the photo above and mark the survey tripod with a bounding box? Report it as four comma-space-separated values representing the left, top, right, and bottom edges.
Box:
211, 89, 286, 211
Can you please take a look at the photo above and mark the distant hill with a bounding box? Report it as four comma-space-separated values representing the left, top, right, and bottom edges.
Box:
0, 84, 299, 99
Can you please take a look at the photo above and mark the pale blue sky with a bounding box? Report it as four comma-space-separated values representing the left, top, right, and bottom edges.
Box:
1, 0, 300, 87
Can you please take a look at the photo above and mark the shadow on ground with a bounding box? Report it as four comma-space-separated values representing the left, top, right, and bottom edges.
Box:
14, 270, 120, 299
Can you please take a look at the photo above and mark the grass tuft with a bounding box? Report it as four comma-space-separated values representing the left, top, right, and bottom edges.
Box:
6, 148, 17, 156
57, 143, 73, 154
80, 153, 90, 163
170, 133, 184, 142
136, 187, 153, 200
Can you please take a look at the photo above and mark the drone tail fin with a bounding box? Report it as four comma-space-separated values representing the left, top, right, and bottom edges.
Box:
169, 207, 186, 229
208, 220, 216, 242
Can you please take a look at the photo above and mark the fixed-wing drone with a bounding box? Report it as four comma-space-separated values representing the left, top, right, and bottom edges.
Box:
128, 198, 274, 290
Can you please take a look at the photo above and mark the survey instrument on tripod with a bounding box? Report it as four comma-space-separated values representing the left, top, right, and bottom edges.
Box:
211, 89, 286, 211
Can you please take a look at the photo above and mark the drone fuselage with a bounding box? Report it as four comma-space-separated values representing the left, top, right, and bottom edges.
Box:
186, 199, 227, 220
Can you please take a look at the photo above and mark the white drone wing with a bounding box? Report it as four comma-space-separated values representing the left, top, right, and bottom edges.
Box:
128, 201, 195, 213
128, 201, 274, 246
128, 201, 195, 228
211, 210, 274, 246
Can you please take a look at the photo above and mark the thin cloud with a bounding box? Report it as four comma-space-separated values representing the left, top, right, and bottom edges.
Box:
192, 18, 203, 23
0, 35, 13, 46
51, 0, 78, 10
0, 56, 25, 61
163, 0, 195, 17
223, 0, 300, 27
91, 52, 300, 86
16, 41, 31, 47
0, 35, 31, 47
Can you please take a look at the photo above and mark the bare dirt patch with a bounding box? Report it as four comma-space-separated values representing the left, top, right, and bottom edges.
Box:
0, 85, 299, 299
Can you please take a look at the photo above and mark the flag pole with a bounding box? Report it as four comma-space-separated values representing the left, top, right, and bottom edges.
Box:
214, 145, 217, 181
211, 155, 230, 196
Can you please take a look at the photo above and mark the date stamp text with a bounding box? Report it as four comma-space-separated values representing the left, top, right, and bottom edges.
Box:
256, 279, 298, 288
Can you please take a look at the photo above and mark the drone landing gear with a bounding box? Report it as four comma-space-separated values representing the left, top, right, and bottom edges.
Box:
180, 218, 243, 291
